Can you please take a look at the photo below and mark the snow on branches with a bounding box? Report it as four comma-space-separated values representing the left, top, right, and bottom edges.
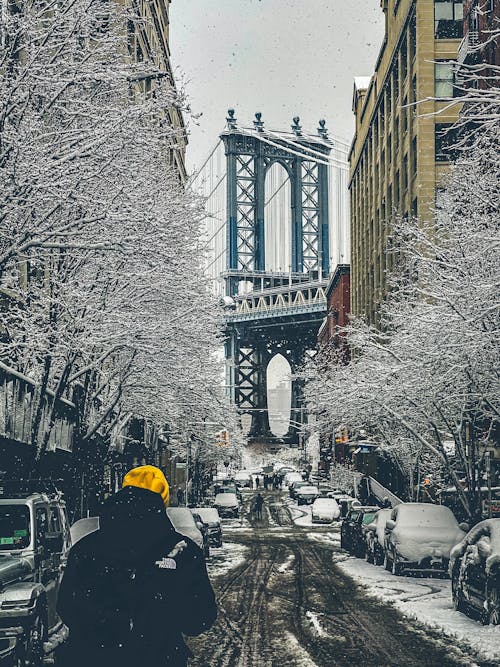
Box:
305, 131, 500, 520
0, 1, 239, 469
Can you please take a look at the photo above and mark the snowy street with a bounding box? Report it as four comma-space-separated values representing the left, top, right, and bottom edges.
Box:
186, 489, 500, 667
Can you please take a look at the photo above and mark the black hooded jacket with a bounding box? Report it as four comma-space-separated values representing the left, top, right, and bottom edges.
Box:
57, 486, 217, 667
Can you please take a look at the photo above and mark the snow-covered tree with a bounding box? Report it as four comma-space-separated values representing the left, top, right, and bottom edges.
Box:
0, 1, 241, 478
305, 131, 499, 520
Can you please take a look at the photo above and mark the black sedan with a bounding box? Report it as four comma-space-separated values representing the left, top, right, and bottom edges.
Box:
340, 506, 379, 558
450, 518, 500, 625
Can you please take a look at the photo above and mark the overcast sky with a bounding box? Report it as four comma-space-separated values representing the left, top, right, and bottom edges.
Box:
170, 0, 385, 172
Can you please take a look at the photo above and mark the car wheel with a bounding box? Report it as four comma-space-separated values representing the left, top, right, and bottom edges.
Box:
392, 555, 403, 576
384, 552, 392, 572
452, 574, 467, 614
483, 581, 500, 625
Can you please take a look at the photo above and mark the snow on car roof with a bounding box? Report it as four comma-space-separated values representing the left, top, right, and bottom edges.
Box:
214, 492, 238, 505
193, 507, 220, 522
397, 503, 458, 525
450, 518, 500, 575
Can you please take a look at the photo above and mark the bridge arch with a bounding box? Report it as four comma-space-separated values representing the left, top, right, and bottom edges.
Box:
264, 162, 292, 273
266, 353, 292, 437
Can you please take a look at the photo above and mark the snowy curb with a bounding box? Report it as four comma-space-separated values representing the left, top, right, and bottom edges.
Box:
337, 556, 500, 662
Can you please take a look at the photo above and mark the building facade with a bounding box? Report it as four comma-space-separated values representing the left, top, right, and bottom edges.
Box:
317, 264, 351, 355
123, 0, 187, 180
349, 0, 463, 323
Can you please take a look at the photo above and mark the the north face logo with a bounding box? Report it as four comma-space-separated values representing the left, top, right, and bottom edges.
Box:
155, 557, 177, 570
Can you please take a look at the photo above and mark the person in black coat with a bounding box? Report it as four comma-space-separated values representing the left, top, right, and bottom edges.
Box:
57, 466, 217, 667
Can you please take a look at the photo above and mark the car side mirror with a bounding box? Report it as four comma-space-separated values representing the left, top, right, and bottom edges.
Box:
459, 522, 470, 532
385, 520, 396, 531
42, 531, 63, 554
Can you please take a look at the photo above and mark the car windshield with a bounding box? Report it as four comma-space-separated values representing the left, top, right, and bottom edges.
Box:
362, 513, 377, 525
0, 505, 31, 550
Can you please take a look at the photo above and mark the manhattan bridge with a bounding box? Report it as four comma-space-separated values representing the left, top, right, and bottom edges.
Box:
193, 111, 349, 451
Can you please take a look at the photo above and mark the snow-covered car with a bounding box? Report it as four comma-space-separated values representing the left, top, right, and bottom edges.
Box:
365, 508, 392, 565
216, 484, 242, 502
213, 492, 239, 518
337, 496, 360, 518
284, 472, 303, 488
193, 507, 223, 548
166, 507, 205, 552
384, 503, 467, 576
450, 518, 500, 625
70, 516, 99, 545
296, 485, 320, 506
289, 481, 310, 499
341, 506, 379, 557
234, 471, 252, 488
311, 498, 340, 523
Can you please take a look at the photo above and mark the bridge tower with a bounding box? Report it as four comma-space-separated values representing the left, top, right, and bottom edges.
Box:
222, 110, 333, 450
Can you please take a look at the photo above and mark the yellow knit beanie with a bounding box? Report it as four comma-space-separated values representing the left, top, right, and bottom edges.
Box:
122, 465, 170, 507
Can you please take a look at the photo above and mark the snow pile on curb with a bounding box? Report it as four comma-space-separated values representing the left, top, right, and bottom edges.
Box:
338, 556, 500, 662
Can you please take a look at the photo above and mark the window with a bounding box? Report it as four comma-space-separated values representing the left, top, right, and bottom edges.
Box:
435, 123, 459, 161
0, 505, 30, 550
401, 37, 408, 81
409, 15, 416, 62
412, 136, 417, 175
434, 1, 463, 39
435, 62, 458, 97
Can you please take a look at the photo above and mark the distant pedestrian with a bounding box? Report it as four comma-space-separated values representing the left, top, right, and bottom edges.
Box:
255, 475, 261, 489
177, 487, 185, 506
253, 492, 264, 520
263, 475, 269, 490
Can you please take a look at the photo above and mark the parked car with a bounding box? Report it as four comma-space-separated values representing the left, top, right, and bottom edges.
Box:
365, 508, 392, 565
214, 483, 242, 502
450, 518, 500, 625
337, 496, 361, 518
234, 471, 252, 488
384, 502, 467, 576
341, 506, 379, 557
289, 481, 310, 499
166, 507, 206, 554
284, 472, 303, 488
213, 492, 239, 518
0, 481, 72, 667
193, 507, 223, 548
311, 498, 340, 524
296, 485, 320, 506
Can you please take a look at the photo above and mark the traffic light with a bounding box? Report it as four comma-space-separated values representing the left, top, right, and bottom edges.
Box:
216, 430, 230, 447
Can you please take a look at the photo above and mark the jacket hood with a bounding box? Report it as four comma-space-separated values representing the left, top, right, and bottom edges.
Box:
98, 486, 176, 563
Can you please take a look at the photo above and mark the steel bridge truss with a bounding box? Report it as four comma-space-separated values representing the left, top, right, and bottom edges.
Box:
221, 118, 332, 448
